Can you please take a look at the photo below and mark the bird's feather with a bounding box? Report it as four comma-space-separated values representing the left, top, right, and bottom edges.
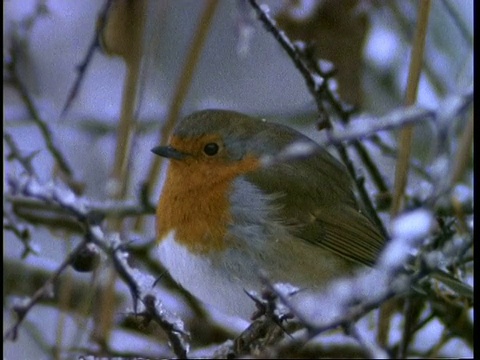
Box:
245, 149, 384, 267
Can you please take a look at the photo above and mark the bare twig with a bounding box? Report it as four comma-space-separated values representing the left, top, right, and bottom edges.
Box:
398, 296, 424, 358
370, 135, 433, 182
91, 229, 190, 358
211, 287, 298, 358
4, 132, 39, 178
3, 210, 34, 258
247, 0, 329, 120
6, 43, 76, 185
327, 86, 473, 197
337, 145, 388, 238
6, 193, 155, 233
97, 233, 189, 358
3, 240, 87, 341
352, 143, 390, 194
61, 0, 114, 117
326, 107, 435, 145
3, 175, 189, 358
248, 0, 387, 238
345, 323, 389, 359
253, 207, 472, 354
142, 294, 189, 357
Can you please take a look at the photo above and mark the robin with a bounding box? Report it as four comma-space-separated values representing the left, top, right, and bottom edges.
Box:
152, 109, 384, 319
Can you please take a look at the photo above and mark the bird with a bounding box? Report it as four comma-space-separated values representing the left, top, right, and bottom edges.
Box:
152, 109, 384, 319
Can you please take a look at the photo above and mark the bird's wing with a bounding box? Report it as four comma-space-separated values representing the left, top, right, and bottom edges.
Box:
304, 205, 384, 267
245, 151, 384, 267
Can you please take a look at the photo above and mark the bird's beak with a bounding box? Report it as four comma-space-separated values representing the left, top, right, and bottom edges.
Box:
151, 145, 186, 160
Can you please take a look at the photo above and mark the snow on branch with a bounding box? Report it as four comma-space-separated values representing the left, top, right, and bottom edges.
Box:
3, 175, 189, 358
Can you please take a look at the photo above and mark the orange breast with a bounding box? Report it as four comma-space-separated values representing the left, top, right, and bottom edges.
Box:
156, 155, 260, 254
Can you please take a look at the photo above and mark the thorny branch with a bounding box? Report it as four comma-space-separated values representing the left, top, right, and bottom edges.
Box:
248, 0, 330, 121
260, 243, 471, 357
6, 193, 155, 226
3, 210, 34, 259
4, 1, 473, 358
7, 173, 471, 357
3, 176, 189, 359
5, 132, 154, 236
246, 2, 472, 356
3, 239, 87, 342
61, 0, 114, 117
213, 224, 472, 358
327, 87, 472, 198
326, 107, 434, 145
369, 136, 434, 183
4, 132, 39, 178
248, 0, 388, 238
5, 37, 80, 191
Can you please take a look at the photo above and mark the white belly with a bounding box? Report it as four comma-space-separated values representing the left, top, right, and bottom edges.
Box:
156, 231, 264, 318
156, 230, 354, 320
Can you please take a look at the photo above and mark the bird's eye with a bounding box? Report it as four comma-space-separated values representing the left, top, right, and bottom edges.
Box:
203, 142, 219, 156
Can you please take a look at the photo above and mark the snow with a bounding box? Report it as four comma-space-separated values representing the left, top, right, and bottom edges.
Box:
390, 209, 433, 241
260, 140, 317, 166
379, 209, 434, 271
364, 26, 400, 70
312, 73, 325, 91
53, 183, 77, 208
259, 3, 271, 15
317, 59, 335, 74
236, 22, 254, 57
293, 40, 306, 52
378, 237, 412, 270
379, 209, 434, 270
452, 183, 472, 203
424, 250, 446, 270
281, 141, 317, 158
286, 0, 318, 20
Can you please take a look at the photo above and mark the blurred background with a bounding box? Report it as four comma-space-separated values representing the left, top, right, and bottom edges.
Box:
4, 0, 473, 358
